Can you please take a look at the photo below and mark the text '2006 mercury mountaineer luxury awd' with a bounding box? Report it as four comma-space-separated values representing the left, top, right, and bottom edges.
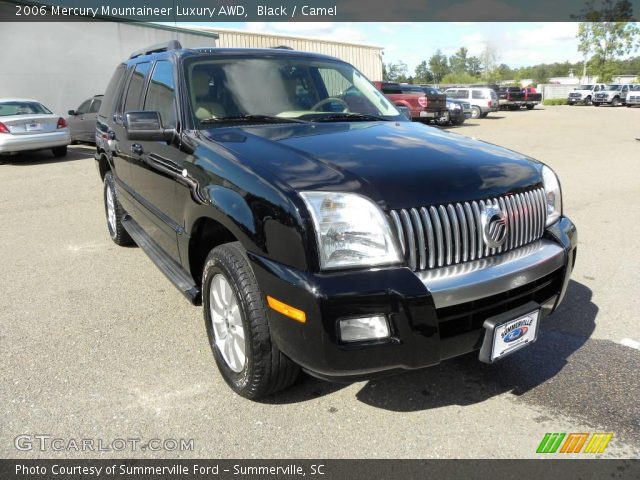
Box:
95, 42, 577, 398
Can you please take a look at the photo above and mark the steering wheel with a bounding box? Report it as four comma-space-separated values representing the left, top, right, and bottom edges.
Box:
311, 97, 349, 112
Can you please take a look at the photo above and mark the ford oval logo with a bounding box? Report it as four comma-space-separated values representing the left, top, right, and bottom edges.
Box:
503, 326, 528, 343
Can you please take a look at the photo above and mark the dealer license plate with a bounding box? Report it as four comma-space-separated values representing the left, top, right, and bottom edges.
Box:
490, 309, 539, 361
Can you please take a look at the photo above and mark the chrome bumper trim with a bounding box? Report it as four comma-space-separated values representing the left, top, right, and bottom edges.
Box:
416, 239, 565, 308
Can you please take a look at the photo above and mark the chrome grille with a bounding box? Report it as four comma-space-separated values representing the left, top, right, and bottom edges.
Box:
390, 188, 547, 271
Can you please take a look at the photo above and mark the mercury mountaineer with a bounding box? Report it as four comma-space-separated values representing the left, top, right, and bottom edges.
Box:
95, 42, 577, 398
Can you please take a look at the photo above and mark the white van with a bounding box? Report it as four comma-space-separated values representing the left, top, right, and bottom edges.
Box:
444, 88, 499, 119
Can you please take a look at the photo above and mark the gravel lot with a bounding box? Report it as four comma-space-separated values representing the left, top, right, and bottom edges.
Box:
1, 105, 639, 459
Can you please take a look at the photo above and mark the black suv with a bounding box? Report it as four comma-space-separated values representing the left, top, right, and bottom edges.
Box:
96, 41, 577, 398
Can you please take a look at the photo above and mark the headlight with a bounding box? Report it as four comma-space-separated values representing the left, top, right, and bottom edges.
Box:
542, 165, 562, 226
300, 192, 401, 270
450, 103, 461, 110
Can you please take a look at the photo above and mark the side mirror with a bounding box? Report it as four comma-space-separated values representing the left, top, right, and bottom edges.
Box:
68, 110, 76, 116
124, 111, 174, 142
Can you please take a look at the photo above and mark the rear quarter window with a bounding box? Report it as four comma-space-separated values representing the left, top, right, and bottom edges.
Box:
98, 64, 126, 119
123, 62, 151, 114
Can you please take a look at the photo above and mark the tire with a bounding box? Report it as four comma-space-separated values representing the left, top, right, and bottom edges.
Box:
612, 97, 620, 106
471, 106, 481, 119
526, 104, 534, 110
103, 171, 133, 246
593, 102, 600, 107
436, 111, 450, 126
452, 118, 465, 126
585, 96, 592, 105
480, 112, 489, 118
203, 242, 300, 399
52, 146, 67, 158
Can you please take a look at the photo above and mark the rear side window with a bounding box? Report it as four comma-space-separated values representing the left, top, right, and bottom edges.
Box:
98, 64, 126, 118
123, 62, 151, 113
382, 84, 402, 94
89, 98, 102, 113
144, 61, 177, 128
76, 99, 91, 115
472, 90, 485, 99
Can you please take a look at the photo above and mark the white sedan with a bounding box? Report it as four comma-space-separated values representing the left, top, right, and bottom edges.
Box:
0, 98, 71, 158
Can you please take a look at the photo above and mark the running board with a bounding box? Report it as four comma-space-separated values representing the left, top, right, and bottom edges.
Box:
122, 216, 201, 305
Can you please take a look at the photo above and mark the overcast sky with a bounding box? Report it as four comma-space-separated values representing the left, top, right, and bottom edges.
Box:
191, 22, 591, 71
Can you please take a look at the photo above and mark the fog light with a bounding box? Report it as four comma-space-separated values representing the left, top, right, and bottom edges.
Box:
339, 315, 390, 343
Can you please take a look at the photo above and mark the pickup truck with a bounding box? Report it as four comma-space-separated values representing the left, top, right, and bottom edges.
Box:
592, 84, 631, 106
521, 87, 542, 110
95, 42, 576, 398
374, 82, 446, 122
498, 87, 526, 110
567, 84, 607, 105
626, 85, 640, 107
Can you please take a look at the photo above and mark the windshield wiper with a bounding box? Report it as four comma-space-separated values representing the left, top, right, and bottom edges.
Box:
306, 112, 390, 123
200, 114, 309, 125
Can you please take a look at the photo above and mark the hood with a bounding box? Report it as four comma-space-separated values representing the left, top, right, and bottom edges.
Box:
201, 121, 542, 209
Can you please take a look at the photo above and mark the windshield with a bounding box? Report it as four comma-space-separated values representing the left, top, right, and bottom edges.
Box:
0, 101, 52, 116
605, 85, 621, 91
578, 85, 593, 90
184, 55, 403, 126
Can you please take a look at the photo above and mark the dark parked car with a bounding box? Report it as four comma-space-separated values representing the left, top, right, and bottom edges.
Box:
498, 87, 526, 110
436, 98, 470, 126
373, 81, 446, 122
96, 42, 577, 398
67, 95, 103, 143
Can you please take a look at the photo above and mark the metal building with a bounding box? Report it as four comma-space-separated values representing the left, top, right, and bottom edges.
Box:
0, 22, 218, 115
191, 26, 384, 83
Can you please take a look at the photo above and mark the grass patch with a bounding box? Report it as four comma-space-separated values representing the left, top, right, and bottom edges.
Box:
543, 98, 569, 106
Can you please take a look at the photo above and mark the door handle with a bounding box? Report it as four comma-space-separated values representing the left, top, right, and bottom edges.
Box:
131, 144, 143, 155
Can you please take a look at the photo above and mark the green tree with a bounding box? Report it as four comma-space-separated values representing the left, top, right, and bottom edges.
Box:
414, 61, 434, 84
449, 47, 469, 74
429, 50, 450, 83
466, 56, 483, 76
575, 0, 640, 82
384, 61, 408, 82
441, 72, 481, 85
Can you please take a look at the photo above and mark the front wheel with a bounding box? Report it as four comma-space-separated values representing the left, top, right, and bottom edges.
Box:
203, 242, 300, 399
612, 97, 620, 106
436, 111, 450, 126
584, 96, 592, 105
526, 104, 535, 110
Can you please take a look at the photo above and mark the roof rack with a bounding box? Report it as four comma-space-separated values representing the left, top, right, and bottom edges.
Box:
129, 40, 182, 59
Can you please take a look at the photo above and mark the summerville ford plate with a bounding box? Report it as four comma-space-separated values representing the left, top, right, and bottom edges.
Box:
479, 301, 541, 363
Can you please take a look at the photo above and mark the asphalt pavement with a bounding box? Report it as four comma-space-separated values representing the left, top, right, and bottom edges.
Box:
0, 105, 638, 458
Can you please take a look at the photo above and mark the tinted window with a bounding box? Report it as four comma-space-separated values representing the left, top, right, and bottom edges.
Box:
98, 64, 126, 118
0, 101, 52, 116
144, 61, 177, 128
382, 84, 402, 94
88, 98, 102, 114
472, 90, 485, 99
76, 99, 91, 115
123, 62, 151, 113
400, 86, 424, 94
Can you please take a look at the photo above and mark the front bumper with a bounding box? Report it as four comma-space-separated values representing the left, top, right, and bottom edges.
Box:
250, 216, 577, 381
0, 129, 70, 154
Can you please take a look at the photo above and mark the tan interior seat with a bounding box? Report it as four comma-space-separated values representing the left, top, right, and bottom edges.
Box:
192, 70, 226, 120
